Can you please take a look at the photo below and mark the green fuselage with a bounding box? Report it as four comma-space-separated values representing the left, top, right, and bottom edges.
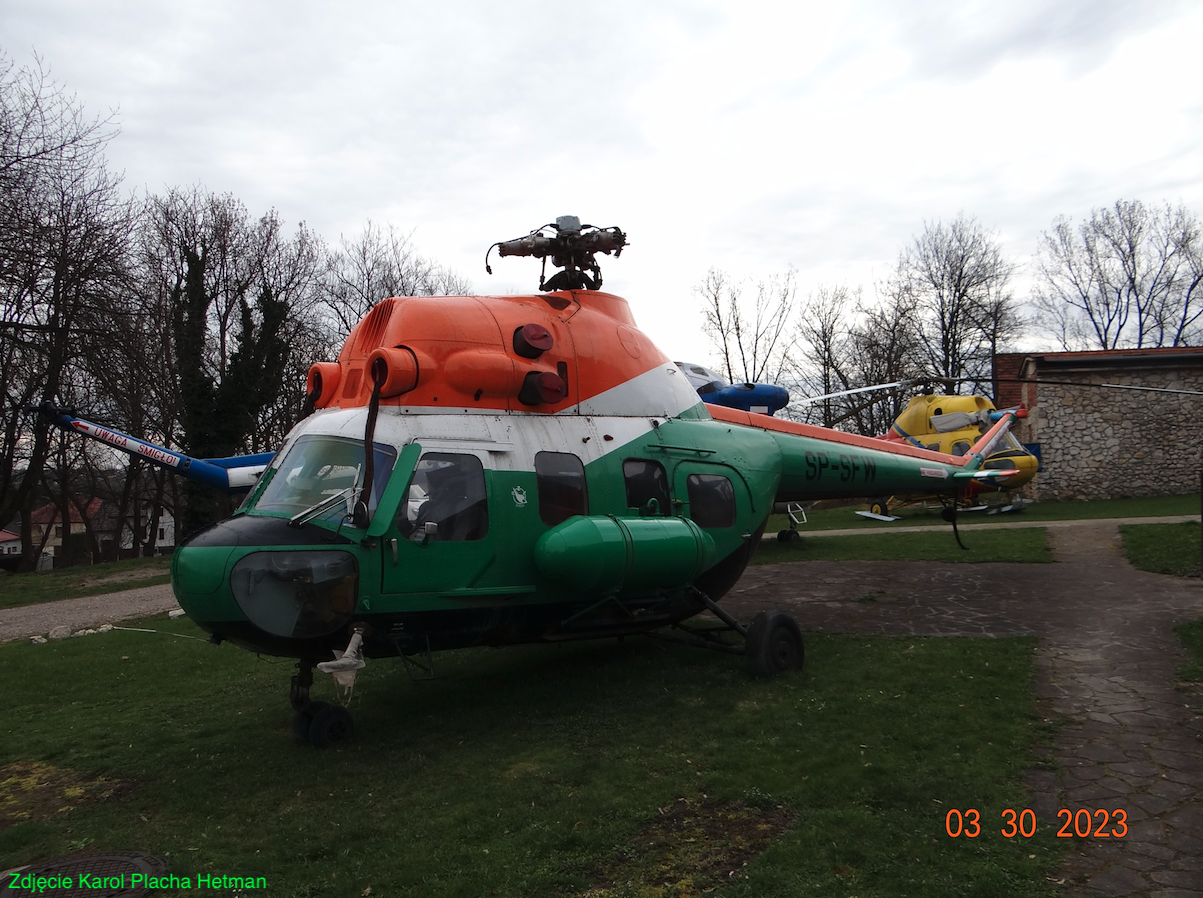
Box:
172, 405, 966, 662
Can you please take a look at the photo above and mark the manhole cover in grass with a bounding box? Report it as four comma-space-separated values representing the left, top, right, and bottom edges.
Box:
2, 851, 167, 897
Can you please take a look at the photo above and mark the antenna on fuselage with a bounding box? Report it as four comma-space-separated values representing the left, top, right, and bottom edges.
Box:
485, 215, 627, 291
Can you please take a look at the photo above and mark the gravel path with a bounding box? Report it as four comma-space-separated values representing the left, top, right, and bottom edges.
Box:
0, 583, 180, 643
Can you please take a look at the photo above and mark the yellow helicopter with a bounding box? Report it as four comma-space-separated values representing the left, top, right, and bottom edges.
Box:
864, 393, 1038, 518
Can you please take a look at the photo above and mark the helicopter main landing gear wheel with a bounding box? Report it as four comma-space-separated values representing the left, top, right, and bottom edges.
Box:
291, 701, 356, 747
745, 610, 804, 677
869, 498, 889, 517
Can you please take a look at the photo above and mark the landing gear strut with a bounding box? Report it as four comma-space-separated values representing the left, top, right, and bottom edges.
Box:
649, 590, 805, 678
776, 501, 806, 542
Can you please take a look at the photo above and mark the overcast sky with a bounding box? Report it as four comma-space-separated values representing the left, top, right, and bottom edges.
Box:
4, 1, 1202, 364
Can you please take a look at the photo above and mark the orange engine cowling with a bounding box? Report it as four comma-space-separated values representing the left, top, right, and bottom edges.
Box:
366, 347, 419, 398
306, 362, 342, 408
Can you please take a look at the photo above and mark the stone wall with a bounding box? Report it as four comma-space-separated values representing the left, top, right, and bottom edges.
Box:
1020, 366, 1203, 501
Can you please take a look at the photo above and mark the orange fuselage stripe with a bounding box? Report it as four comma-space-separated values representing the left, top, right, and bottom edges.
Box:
705, 404, 971, 466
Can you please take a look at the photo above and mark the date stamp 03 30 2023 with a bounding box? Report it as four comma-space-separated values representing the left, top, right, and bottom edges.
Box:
945, 808, 1129, 840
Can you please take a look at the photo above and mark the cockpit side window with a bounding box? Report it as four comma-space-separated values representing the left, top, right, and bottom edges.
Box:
623, 459, 670, 515
400, 452, 489, 542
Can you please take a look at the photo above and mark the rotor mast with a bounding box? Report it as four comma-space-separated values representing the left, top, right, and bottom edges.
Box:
486, 215, 627, 292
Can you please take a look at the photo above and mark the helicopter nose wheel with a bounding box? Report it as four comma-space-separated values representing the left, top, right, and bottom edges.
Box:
290, 660, 357, 747
291, 701, 329, 741
291, 702, 356, 747
307, 704, 355, 748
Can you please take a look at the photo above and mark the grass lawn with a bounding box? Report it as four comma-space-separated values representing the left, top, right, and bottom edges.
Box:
0, 614, 1069, 897
1174, 620, 1203, 683
1118, 521, 1203, 683
1119, 520, 1201, 578
768, 493, 1201, 534
754, 527, 1052, 565
0, 557, 171, 612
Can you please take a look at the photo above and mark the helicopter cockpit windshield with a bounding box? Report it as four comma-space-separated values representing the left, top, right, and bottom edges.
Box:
253, 435, 398, 526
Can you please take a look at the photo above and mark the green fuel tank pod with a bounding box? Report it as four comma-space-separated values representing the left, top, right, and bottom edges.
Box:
535, 515, 716, 595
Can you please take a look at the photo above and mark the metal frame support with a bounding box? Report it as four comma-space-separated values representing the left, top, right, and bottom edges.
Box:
290, 660, 315, 713
645, 625, 746, 656
692, 588, 748, 638
640, 587, 750, 656
396, 634, 442, 682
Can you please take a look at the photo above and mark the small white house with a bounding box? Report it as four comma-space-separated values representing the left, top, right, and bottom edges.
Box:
0, 528, 20, 556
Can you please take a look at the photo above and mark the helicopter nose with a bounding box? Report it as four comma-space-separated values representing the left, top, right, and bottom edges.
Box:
227, 550, 359, 640
984, 451, 1038, 487
172, 543, 239, 620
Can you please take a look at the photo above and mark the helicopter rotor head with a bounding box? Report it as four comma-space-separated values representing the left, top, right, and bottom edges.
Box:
486, 217, 627, 292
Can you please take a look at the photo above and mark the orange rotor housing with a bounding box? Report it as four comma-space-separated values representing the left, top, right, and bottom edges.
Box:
307, 290, 667, 413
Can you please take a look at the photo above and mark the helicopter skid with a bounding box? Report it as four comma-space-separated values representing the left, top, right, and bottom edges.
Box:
855, 511, 901, 522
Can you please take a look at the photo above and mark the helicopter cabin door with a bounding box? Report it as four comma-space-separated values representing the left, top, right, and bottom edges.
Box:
378, 450, 497, 601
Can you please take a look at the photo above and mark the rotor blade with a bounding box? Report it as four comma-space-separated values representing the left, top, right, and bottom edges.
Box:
952, 469, 1020, 480
795, 379, 917, 405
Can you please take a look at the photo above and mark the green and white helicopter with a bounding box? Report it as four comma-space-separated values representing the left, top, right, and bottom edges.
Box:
47, 217, 1019, 746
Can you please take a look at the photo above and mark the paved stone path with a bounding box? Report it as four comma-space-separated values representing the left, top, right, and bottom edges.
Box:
793, 513, 1200, 539
723, 520, 1203, 897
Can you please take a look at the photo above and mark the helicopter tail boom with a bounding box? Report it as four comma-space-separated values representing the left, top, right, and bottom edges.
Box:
704, 403, 979, 503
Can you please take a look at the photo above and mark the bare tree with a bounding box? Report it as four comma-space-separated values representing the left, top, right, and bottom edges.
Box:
787, 284, 857, 427
843, 293, 926, 435
318, 221, 472, 339
130, 188, 328, 534
697, 267, 797, 385
786, 288, 923, 435
0, 51, 116, 261
883, 215, 1021, 393
0, 53, 133, 569
250, 216, 326, 450
1034, 200, 1203, 349
698, 217, 1018, 436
